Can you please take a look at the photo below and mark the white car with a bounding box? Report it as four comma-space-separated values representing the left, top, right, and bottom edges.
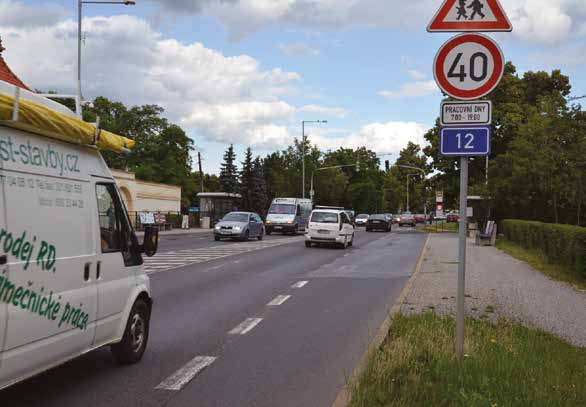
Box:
305, 209, 355, 249
354, 214, 370, 226
0, 81, 158, 390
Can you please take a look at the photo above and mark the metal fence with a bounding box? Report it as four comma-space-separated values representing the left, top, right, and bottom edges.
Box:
128, 211, 201, 231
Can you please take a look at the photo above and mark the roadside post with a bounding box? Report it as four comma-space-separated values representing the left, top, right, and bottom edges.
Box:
428, 0, 511, 357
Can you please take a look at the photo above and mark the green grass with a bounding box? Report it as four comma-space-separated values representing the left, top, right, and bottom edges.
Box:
349, 313, 586, 407
418, 222, 459, 233
496, 239, 586, 291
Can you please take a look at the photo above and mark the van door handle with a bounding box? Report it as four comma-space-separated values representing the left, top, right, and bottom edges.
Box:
84, 262, 91, 281
96, 261, 101, 280
0, 255, 7, 265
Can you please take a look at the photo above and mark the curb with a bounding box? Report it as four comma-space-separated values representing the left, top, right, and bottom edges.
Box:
330, 233, 431, 407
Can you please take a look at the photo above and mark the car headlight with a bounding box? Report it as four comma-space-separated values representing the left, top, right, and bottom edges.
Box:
215, 225, 221, 230
233, 226, 242, 232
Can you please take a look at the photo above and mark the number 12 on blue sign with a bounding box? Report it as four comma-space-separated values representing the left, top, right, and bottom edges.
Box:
440, 126, 491, 156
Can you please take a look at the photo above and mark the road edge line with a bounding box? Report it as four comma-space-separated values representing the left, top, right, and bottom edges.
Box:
330, 232, 431, 407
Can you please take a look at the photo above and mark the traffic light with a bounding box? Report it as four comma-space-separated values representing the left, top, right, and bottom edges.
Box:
356, 159, 360, 172
385, 160, 390, 172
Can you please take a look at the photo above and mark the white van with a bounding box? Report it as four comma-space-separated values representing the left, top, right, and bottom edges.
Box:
265, 198, 313, 235
305, 209, 355, 249
0, 82, 159, 390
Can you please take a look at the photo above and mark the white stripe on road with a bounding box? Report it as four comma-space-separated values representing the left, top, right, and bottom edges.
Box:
291, 281, 308, 289
229, 318, 263, 335
267, 295, 291, 306
155, 356, 217, 391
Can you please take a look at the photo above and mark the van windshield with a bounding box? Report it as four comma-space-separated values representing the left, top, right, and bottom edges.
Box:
269, 204, 297, 215
311, 212, 339, 224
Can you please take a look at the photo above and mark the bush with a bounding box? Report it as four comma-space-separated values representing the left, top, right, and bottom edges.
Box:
501, 220, 586, 280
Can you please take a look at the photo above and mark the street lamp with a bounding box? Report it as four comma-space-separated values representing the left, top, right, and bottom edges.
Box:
301, 120, 327, 199
77, 0, 136, 117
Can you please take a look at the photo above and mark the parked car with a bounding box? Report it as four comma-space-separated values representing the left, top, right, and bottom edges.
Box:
446, 212, 460, 223
414, 214, 426, 224
305, 209, 355, 249
0, 82, 158, 390
354, 214, 370, 226
397, 212, 416, 227
366, 214, 393, 232
214, 212, 265, 241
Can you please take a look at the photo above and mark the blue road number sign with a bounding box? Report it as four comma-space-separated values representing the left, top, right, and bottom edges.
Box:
440, 126, 491, 156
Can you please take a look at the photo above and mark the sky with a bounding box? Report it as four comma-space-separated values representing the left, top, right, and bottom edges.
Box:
1, 0, 585, 174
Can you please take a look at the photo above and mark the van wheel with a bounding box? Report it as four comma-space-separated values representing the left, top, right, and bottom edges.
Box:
214, 236, 221, 241
266, 230, 272, 236
111, 299, 150, 365
305, 241, 312, 248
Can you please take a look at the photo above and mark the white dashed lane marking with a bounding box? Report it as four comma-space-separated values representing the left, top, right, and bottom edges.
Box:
267, 295, 291, 306
155, 356, 217, 391
143, 237, 304, 275
291, 281, 308, 289
229, 318, 263, 335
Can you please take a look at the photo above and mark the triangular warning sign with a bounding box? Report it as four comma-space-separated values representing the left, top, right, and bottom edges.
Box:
428, 0, 512, 32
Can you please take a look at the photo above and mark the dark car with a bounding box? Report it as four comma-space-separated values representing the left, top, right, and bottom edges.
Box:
446, 212, 460, 223
214, 212, 265, 241
397, 212, 416, 227
414, 214, 426, 224
366, 214, 393, 232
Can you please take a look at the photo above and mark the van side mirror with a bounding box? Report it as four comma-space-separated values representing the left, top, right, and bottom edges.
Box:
142, 226, 159, 257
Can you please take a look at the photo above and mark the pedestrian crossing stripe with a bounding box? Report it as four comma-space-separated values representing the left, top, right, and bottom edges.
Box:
143, 237, 304, 275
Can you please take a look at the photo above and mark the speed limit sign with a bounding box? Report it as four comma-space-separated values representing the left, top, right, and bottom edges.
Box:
434, 33, 504, 100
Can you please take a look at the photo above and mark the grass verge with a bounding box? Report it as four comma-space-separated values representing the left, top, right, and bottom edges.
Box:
349, 313, 586, 407
496, 238, 586, 291
418, 222, 459, 233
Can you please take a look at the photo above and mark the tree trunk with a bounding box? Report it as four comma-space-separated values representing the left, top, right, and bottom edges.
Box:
553, 194, 559, 224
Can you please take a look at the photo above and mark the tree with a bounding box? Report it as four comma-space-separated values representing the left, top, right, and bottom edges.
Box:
240, 147, 254, 211
251, 157, 269, 217
219, 144, 239, 193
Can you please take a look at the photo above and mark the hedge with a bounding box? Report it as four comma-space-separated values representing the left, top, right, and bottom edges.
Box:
501, 220, 586, 280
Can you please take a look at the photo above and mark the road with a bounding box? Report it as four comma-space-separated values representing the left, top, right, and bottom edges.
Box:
2, 228, 426, 407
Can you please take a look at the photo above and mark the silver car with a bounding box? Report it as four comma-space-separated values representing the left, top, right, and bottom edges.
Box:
214, 212, 265, 241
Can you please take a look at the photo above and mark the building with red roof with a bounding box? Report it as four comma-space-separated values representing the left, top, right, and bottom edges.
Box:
0, 36, 32, 92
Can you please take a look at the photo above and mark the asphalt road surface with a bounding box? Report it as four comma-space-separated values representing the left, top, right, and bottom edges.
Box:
2, 227, 427, 407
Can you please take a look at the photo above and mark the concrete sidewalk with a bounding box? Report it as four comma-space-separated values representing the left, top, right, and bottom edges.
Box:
135, 228, 211, 237
402, 233, 586, 347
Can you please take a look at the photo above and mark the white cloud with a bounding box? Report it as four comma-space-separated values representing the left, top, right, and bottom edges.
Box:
0, 0, 68, 28
407, 69, 427, 81
147, 0, 586, 45
299, 104, 348, 118
379, 81, 438, 99
278, 42, 320, 56
310, 121, 431, 155
0, 14, 304, 147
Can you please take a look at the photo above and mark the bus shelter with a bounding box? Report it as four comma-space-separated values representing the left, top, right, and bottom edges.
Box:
197, 192, 242, 229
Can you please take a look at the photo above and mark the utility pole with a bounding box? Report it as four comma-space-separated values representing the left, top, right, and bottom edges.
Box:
198, 152, 204, 193
301, 120, 327, 199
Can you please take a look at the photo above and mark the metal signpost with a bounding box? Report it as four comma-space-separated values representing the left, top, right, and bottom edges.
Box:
429, 0, 511, 358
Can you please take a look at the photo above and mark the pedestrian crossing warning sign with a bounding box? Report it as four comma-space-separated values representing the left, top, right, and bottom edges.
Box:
427, 0, 512, 32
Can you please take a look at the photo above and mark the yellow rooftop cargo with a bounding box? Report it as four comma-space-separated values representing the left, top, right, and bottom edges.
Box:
0, 85, 134, 154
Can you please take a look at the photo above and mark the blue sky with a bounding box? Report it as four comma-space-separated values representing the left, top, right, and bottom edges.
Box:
2, 0, 585, 174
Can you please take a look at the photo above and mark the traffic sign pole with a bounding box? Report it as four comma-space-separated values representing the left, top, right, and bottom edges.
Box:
456, 157, 468, 357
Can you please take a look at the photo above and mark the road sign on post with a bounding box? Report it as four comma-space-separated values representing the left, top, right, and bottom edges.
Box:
441, 100, 492, 126
427, 0, 512, 32
434, 33, 504, 101
441, 126, 491, 156
428, 0, 511, 359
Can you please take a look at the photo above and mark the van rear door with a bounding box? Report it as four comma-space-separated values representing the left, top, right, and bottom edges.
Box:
0, 130, 98, 386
